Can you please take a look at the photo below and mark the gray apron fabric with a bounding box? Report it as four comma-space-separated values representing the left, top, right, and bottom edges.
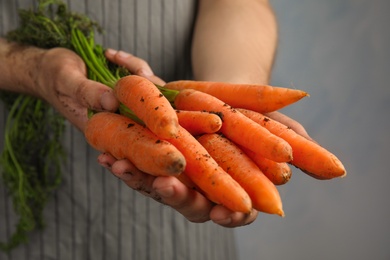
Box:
0, 0, 238, 259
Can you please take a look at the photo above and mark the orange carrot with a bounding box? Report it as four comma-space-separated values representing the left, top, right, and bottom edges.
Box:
238, 109, 346, 179
114, 75, 179, 139
198, 133, 284, 216
164, 80, 309, 113
240, 146, 292, 185
176, 110, 222, 136
84, 112, 186, 176
165, 126, 252, 213
174, 89, 293, 163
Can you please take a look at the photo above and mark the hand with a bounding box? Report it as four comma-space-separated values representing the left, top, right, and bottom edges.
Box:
98, 152, 258, 227
31, 47, 119, 131
35, 47, 167, 131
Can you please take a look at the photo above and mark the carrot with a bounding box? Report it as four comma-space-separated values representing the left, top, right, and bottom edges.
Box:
114, 75, 179, 139
240, 146, 292, 186
84, 112, 186, 177
174, 89, 293, 163
165, 125, 252, 213
198, 133, 284, 216
176, 110, 222, 136
164, 80, 309, 113
238, 109, 346, 179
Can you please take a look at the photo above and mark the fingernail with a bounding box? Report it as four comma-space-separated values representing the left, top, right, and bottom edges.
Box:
213, 217, 232, 226
105, 48, 117, 56
100, 91, 118, 111
155, 186, 174, 198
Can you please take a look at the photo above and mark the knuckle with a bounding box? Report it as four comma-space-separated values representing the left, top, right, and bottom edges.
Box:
137, 58, 149, 68
74, 79, 91, 105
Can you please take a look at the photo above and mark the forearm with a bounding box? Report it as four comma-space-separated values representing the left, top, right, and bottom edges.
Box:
0, 38, 45, 96
192, 0, 278, 84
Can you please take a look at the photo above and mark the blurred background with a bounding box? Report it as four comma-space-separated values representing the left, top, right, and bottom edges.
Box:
235, 0, 390, 259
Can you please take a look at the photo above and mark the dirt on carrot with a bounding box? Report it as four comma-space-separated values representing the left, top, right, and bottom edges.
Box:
84, 112, 186, 176
198, 133, 284, 216
173, 89, 293, 163
114, 75, 179, 139
165, 125, 252, 213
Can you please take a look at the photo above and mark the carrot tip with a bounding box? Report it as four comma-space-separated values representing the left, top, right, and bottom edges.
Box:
340, 171, 347, 178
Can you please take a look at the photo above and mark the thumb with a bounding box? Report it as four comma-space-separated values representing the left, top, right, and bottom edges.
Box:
74, 79, 120, 112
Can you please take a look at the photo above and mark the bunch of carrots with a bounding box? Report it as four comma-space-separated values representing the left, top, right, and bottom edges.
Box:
66, 2, 342, 216
85, 75, 347, 217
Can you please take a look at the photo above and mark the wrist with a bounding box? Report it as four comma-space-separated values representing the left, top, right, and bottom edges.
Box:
0, 39, 46, 97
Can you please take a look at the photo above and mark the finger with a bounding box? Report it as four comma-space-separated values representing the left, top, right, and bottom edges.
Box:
105, 48, 166, 85
105, 48, 153, 76
58, 65, 119, 111
104, 157, 213, 222
210, 205, 258, 227
97, 152, 117, 170
153, 176, 213, 223
110, 159, 158, 198
50, 48, 119, 114
72, 77, 119, 112
265, 111, 313, 140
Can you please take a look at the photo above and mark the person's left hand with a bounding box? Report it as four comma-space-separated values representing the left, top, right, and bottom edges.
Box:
98, 152, 258, 227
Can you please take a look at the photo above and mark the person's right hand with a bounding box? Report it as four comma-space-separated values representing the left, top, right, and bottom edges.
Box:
34, 47, 120, 131
34, 47, 167, 131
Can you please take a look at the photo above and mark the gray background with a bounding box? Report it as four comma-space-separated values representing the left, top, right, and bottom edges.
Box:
235, 0, 390, 259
